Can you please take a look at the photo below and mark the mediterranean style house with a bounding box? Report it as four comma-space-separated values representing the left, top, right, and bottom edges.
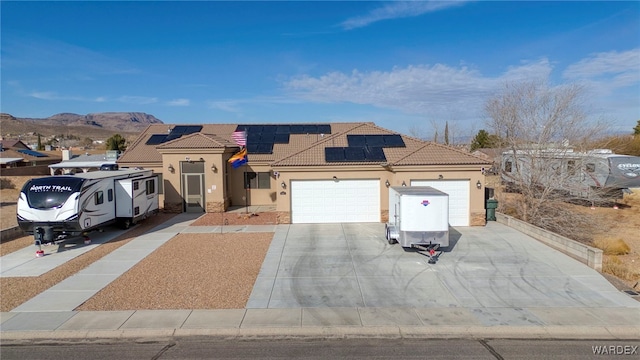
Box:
117, 122, 491, 226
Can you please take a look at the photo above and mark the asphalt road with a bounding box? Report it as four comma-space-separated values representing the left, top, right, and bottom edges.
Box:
2, 338, 638, 359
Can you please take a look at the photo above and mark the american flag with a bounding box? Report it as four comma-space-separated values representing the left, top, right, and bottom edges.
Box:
231, 130, 247, 146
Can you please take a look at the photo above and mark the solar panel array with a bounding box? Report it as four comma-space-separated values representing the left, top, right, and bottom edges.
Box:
145, 125, 203, 145
17, 149, 48, 157
236, 124, 332, 154
325, 134, 406, 162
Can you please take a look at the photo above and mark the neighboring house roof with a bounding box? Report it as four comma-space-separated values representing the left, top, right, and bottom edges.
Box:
0, 139, 30, 150
118, 122, 490, 167
0, 148, 58, 163
49, 154, 117, 169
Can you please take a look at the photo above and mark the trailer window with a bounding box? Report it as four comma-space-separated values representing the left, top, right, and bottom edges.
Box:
95, 191, 104, 205
504, 161, 513, 173
244, 172, 271, 189
108, 189, 113, 202
585, 163, 595, 173
133, 181, 139, 191
146, 179, 155, 195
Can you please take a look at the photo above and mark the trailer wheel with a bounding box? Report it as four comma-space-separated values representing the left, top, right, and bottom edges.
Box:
121, 218, 131, 229
386, 228, 397, 244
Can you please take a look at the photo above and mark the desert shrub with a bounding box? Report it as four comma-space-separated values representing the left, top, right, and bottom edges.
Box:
0, 178, 15, 190
592, 237, 631, 255
602, 256, 639, 281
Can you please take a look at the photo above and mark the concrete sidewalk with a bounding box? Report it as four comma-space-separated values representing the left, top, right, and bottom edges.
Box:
1, 219, 639, 341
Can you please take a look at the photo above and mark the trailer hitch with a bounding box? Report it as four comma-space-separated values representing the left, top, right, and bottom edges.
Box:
412, 243, 441, 264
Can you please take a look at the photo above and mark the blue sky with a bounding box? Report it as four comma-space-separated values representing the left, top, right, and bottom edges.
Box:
1, 1, 639, 139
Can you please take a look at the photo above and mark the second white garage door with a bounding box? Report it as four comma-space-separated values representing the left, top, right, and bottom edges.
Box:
411, 180, 470, 226
291, 180, 380, 223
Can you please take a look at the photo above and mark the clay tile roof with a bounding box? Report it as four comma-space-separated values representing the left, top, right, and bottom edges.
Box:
118, 122, 490, 167
156, 133, 235, 149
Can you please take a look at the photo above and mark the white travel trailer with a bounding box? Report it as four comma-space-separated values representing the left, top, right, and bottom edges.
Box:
385, 186, 450, 250
501, 149, 640, 201
17, 168, 159, 244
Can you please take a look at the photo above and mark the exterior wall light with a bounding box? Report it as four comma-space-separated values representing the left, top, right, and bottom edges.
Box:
438, 174, 444, 179
333, 176, 338, 182
281, 181, 286, 189
385, 180, 390, 187
476, 180, 482, 189
168, 164, 175, 173
211, 164, 217, 172
401, 181, 406, 186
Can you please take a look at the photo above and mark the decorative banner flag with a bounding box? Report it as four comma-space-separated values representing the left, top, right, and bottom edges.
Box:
228, 148, 248, 169
231, 130, 247, 146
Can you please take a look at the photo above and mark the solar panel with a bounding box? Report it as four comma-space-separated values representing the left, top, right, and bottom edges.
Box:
364, 147, 387, 161
317, 124, 332, 134
289, 125, 305, 134
347, 135, 367, 147
164, 133, 183, 142
276, 125, 290, 134
246, 143, 260, 153
274, 133, 290, 144
325, 147, 345, 162
17, 149, 47, 157
383, 134, 405, 147
365, 135, 385, 147
247, 132, 261, 142
261, 125, 277, 133
303, 125, 318, 134
145, 134, 168, 145
255, 143, 274, 154
345, 147, 366, 161
170, 125, 202, 135
259, 134, 275, 143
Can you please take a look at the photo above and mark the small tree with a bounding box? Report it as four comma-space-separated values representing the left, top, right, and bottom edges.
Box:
634, 120, 640, 136
105, 134, 127, 152
485, 79, 605, 222
37, 134, 43, 151
444, 121, 449, 145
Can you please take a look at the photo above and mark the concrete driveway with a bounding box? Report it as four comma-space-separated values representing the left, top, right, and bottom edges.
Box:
247, 222, 639, 310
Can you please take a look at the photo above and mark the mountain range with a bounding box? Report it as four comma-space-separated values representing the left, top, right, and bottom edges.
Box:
0, 112, 164, 140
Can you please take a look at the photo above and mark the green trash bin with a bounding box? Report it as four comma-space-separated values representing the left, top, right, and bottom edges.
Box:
486, 198, 498, 221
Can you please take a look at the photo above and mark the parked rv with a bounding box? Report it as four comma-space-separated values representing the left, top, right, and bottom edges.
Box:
501, 149, 640, 201
17, 168, 159, 244
385, 186, 450, 249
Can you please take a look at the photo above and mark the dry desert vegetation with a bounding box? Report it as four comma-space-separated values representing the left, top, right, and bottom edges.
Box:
0, 174, 638, 312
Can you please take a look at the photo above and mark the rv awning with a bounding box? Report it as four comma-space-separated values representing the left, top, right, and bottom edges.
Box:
0, 157, 24, 165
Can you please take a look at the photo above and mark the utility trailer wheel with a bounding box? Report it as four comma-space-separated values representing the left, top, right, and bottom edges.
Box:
386, 228, 397, 244
121, 218, 131, 229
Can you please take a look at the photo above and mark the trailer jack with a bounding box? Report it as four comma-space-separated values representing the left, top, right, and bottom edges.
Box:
413, 243, 441, 264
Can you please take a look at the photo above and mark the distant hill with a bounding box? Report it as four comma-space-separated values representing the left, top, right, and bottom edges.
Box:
0, 112, 164, 140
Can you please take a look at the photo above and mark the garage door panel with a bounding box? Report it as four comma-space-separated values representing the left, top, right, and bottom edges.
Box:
291, 180, 380, 223
411, 180, 470, 226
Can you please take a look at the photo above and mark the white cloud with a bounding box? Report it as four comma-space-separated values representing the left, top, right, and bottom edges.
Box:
563, 48, 640, 89
117, 96, 158, 105
167, 98, 190, 106
282, 59, 553, 120
340, 1, 470, 30
207, 100, 242, 113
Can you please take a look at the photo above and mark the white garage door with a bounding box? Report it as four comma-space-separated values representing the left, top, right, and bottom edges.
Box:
291, 180, 380, 223
411, 180, 470, 226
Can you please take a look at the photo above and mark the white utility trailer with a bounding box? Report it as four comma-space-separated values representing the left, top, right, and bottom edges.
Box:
385, 186, 449, 263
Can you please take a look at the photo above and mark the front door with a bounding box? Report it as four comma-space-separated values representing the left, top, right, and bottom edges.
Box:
181, 161, 204, 213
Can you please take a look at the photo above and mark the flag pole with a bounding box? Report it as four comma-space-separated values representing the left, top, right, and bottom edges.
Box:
245, 159, 249, 214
